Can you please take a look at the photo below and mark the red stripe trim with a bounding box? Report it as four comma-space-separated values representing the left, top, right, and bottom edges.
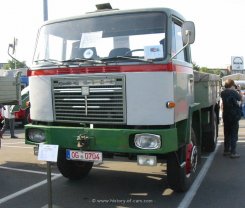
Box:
27, 63, 193, 76
175, 64, 193, 74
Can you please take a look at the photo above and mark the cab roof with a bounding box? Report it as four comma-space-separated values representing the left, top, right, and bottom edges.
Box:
42, 7, 186, 26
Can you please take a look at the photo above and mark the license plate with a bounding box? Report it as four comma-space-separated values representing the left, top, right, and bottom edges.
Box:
66, 150, 103, 162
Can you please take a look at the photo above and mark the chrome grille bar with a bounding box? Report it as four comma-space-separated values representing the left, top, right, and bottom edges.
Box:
52, 76, 126, 124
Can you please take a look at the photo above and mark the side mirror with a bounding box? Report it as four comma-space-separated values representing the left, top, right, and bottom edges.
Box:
182, 21, 195, 45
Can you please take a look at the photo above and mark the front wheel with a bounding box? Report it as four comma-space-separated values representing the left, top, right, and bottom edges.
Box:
57, 149, 93, 180
167, 129, 199, 192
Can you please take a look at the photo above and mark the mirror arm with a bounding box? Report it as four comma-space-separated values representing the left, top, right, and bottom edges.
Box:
7, 44, 29, 68
170, 31, 190, 60
8, 45, 19, 64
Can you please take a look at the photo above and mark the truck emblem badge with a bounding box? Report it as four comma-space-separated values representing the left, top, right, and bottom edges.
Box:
82, 86, 90, 96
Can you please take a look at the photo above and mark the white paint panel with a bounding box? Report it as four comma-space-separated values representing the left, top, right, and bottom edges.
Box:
126, 72, 174, 125
174, 72, 191, 122
29, 76, 53, 121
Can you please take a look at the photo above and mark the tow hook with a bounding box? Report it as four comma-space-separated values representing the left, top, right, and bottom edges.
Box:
77, 134, 90, 148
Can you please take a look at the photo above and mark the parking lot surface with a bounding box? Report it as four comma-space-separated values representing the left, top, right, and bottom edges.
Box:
0, 121, 245, 208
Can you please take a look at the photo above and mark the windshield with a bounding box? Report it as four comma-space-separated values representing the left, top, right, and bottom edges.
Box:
33, 12, 167, 66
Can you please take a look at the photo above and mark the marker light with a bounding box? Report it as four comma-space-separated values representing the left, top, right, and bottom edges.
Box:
137, 155, 157, 166
166, 101, 175, 108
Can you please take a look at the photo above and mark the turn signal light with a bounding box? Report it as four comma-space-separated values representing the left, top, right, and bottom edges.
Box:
166, 101, 175, 108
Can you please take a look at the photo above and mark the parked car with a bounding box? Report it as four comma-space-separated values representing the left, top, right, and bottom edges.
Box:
14, 107, 30, 126
12, 86, 30, 126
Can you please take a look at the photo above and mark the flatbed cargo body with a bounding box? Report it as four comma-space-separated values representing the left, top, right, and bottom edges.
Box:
0, 70, 21, 105
194, 71, 220, 109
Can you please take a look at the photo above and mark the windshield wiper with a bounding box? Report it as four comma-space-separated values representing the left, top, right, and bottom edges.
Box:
100, 56, 153, 63
34, 59, 64, 66
62, 58, 104, 65
34, 58, 104, 67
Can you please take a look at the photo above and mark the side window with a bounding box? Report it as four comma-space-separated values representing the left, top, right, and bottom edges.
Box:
172, 21, 187, 62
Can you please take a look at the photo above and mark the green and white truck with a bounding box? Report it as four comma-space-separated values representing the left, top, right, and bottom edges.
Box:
25, 5, 220, 192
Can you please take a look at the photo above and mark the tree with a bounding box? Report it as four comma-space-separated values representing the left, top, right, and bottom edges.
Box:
192, 62, 200, 71
3, 60, 26, 70
192, 61, 222, 76
199, 67, 221, 76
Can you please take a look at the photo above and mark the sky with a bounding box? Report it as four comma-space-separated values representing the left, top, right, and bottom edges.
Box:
0, 0, 244, 68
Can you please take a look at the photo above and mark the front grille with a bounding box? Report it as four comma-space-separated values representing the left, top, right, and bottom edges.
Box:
52, 76, 126, 124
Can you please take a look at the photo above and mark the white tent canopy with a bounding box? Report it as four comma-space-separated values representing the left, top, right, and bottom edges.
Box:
222, 73, 245, 87
222, 73, 245, 81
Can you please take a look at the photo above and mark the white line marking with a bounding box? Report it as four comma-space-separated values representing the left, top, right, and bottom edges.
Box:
2, 142, 25, 144
1, 145, 32, 149
0, 166, 60, 176
0, 174, 62, 205
177, 141, 221, 208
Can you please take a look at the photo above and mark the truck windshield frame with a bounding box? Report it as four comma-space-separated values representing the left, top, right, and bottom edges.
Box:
33, 12, 167, 68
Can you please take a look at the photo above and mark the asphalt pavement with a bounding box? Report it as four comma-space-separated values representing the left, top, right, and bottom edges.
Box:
188, 119, 245, 208
1, 120, 245, 208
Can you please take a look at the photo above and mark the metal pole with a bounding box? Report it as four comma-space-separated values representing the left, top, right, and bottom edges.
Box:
47, 162, 52, 208
43, 0, 48, 21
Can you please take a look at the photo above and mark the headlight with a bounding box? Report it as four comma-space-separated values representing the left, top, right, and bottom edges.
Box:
28, 129, 46, 143
134, 134, 161, 149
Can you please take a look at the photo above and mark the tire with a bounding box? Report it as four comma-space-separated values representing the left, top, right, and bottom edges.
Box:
167, 129, 199, 192
202, 113, 218, 152
57, 149, 93, 180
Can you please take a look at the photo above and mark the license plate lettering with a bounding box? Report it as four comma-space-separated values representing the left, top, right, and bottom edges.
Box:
84, 152, 100, 160
67, 150, 102, 162
71, 151, 79, 159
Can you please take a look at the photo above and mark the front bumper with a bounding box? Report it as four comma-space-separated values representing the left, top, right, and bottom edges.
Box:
25, 124, 178, 154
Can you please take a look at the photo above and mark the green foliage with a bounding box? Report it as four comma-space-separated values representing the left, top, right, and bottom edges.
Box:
192, 62, 200, 71
3, 60, 26, 70
192, 62, 222, 76
199, 67, 221, 76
